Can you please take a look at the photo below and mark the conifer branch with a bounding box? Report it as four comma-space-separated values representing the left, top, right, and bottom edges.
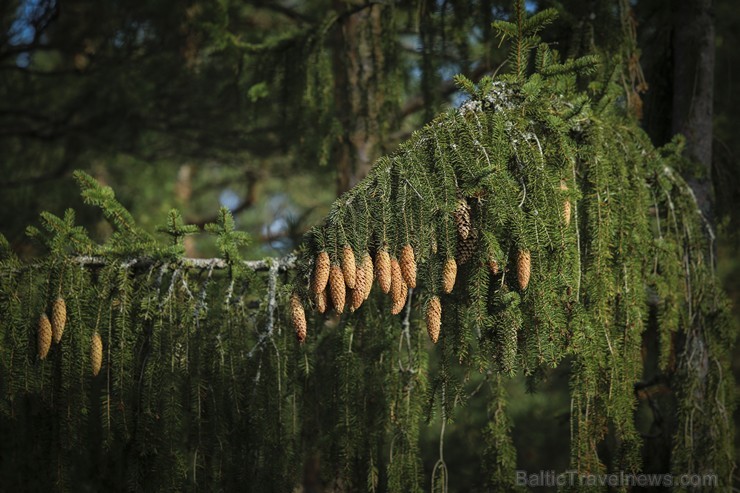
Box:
65, 254, 296, 272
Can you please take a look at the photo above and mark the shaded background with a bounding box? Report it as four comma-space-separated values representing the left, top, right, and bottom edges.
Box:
0, 0, 738, 489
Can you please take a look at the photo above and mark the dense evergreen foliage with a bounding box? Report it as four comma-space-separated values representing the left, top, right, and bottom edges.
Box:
0, 3, 734, 492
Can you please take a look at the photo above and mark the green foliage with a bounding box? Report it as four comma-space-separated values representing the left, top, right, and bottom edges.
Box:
0, 5, 735, 493
291, 6, 735, 489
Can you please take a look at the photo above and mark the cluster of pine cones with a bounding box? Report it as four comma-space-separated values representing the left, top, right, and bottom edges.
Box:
291, 244, 418, 343
290, 186, 571, 344
37, 296, 103, 376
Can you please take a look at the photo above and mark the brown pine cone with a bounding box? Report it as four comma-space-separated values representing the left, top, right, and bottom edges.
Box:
361, 253, 374, 300
51, 297, 67, 344
517, 249, 531, 290
457, 233, 477, 265
91, 332, 103, 376
390, 258, 408, 315
329, 264, 346, 314
488, 259, 500, 275
399, 244, 417, 288
442, 258, 457, 294
375, 249, 392, 294
341, 245, 356, 289
291, 293, 307, 343
350, 263, 367, 312
312, 251, 331, 295
316, 289, 327, 314
560, 181, 571, 227
426, 296, 442, 343
454, 198, 472, 240
37, 313, 52, 360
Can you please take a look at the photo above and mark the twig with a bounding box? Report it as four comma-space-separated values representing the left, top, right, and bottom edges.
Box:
67, 254, 296, 272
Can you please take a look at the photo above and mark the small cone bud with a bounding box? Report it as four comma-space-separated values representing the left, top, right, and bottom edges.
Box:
91, 332, 103, 377
454, 198, 472, 240
312, 251, 331, 295
399, 244, 417, 288
329, 265, 346, 314
560, 181, 571, 227
517, 249, 531, 290
442, 258, 457, 294
51, 297, 67, 343
291, 294, 307, 343
316, 289, 327, 314
361, 254, 374, 300
375, 249, 392, 294
390, 258, 408, 315
37, 313, 52, 360
488, 259, 499, 275
341, 245, 356, 289
426, 297, 442, 343
350, 263, 367, 312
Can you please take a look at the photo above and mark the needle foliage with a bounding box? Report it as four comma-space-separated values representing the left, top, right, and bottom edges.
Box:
0, 3, 733, 491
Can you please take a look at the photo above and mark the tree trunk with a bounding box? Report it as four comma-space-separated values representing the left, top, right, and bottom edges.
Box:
672, 0, 715, 223
670, 0, 717, 487
332, 2, 387, 195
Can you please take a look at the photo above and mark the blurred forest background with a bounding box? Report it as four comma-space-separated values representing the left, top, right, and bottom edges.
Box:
1, 0, 738, 489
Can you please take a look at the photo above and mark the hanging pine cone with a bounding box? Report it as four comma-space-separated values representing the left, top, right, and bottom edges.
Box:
329, 264, 346, 314
454, 198, 472, 240
560, 181, 571, 227
457, 233, 477, 265
390, 258, 407, 315
399, 244, 417, 288
91, 332, 103, 377
51, 297, 67, 344
291, 293, 307, 343
350, 263, 367, 312
316, 289, 327, 314
312, 251, 331, 295
37, 313, 52, 360
442, 258, 457, 294
517, 249, 531, 290
361, 253, 374, 300
341, 245, 356, 289
375, 249, 392, 294
488, 259, 499, 275
426, 296, 442, 344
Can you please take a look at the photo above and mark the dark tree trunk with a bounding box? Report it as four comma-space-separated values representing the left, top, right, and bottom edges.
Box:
670, 0, 716, 487
332, 2, 387, 195
672, 0, 715, 223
